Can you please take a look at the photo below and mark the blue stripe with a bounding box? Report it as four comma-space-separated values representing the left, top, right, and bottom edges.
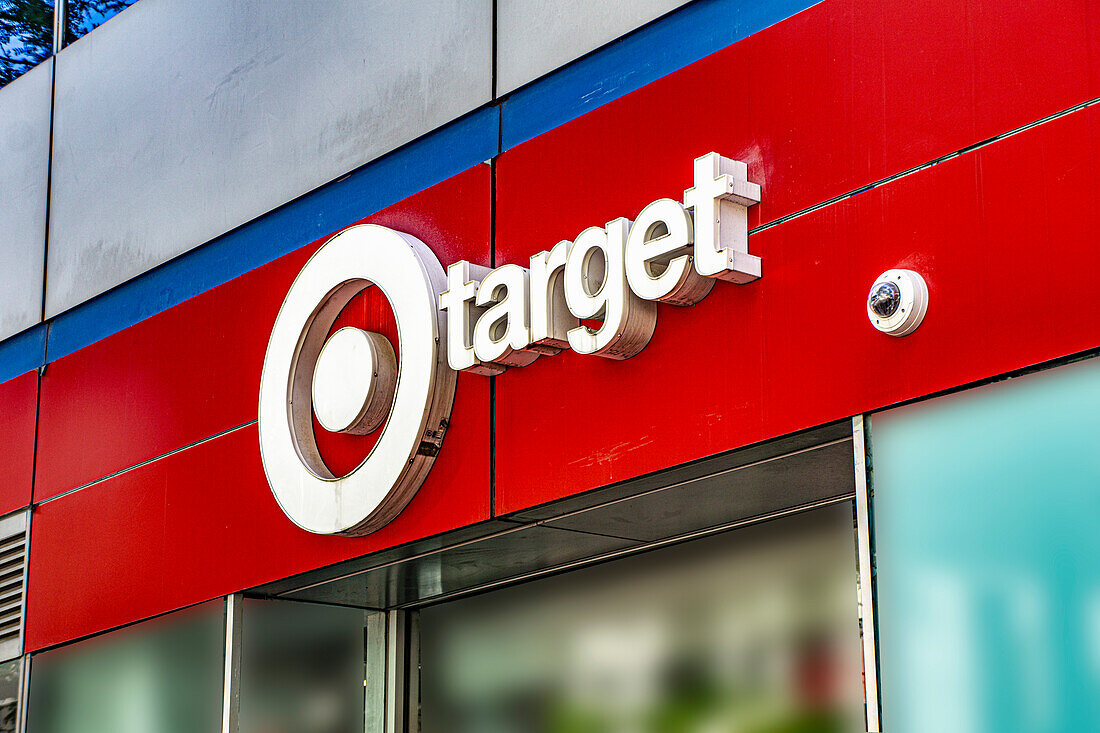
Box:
501, 0, 819, 150
0, 323, 46, 384
45, 107, 500, 364
0, 0, 819, 378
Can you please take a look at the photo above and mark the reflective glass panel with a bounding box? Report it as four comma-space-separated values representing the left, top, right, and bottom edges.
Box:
239, 598, 369, 733
419, 505, 865, 733
873, 357, 1100, 732
64, 0, 137, 45
0, 0, 53, 89
26, 602, 223, 733
0, 659, 19, 733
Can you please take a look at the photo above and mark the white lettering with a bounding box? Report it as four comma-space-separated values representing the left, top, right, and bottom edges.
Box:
439, 262, 503, 375
472, 264, 540, 367
683, 152, 761, 283
443, 153, 760, 372
625, 197, 713, 305
564, 219, 656, 359
529, 240, 578, 351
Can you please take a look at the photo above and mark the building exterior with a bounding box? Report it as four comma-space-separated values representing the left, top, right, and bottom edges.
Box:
0, 0, 1098, 731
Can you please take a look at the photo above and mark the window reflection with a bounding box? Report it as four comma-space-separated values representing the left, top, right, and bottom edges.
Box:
64, 0, 138, 46
419, 506, 865, 733
0, 659, 18, 733
873, 357, 1100, 732
26, 602, 223, 733
0, 0, 53, 89
239, 599, 369, 733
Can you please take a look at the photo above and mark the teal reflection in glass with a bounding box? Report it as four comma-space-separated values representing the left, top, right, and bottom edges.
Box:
26, 602, 223, 733
872, 357, 1100, 733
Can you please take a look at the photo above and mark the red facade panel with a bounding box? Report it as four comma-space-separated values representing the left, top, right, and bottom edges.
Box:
26, 372, 490, 651
495, 0, 1096, 251
34, 165, 492, 501
491, 0, 1097, 512
22, 0, 1100, 649
0, 371, 36, 516
493, 104, 1099, 513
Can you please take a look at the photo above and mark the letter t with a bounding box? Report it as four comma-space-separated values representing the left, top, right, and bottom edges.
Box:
683, 152, 762, 283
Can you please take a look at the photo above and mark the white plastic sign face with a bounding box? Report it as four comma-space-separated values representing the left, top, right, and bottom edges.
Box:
440, 152, 761, 373
259, 153, 760, 536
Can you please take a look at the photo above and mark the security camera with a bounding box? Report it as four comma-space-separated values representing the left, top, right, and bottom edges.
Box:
867, 269, 927, 336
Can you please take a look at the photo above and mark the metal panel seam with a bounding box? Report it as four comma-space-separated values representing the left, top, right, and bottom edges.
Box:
749, 95, 1100, 237
0, 325, 47, 385
34, 419, 258, 506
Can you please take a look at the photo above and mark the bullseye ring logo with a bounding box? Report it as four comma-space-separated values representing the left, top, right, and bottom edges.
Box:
258, 224, 456, 536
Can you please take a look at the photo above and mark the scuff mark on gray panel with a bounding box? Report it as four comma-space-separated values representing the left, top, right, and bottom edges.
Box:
497, 0, 692, 95
47, 0, 492, 318
0, 59, 50, 341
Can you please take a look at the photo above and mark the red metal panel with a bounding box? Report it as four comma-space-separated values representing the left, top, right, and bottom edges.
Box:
35, 164, 491, 501
496, 0, 1095, 254
23, 0, 1100, 648
37, 108, 1097, 648
26, 371, 490, 650
0, 371, 36, 516
494, 100, 1099, 513
492, 0, 1097, 513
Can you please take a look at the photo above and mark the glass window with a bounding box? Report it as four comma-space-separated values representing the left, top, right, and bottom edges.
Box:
26, 602, 223, 733
64, 0, 137, 45
0, 0, 53, 89
239, 598, 371, 733
873, 357, 1100, 732
0, 659, 19, 733
418, 505, 865, 733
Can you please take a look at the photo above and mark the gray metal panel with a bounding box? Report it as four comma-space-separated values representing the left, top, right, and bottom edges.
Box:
46, 0, 492, 318
254, 519, 522, 598
496, 0, 692, 94
0, 60, 50, 341
279, 525, 641, 609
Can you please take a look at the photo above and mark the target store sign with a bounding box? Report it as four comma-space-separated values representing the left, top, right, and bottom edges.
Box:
259, 153, 760, 535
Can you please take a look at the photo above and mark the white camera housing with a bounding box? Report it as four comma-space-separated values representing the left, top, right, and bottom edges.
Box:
867, 269, 928, 337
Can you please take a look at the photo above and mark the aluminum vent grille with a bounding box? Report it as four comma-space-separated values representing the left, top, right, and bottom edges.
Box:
0, 513, 27, 661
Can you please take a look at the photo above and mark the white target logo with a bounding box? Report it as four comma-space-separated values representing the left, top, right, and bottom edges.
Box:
258, 224, 456, 536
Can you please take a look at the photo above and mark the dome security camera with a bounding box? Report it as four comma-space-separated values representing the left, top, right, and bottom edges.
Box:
867, 269, 927, 336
